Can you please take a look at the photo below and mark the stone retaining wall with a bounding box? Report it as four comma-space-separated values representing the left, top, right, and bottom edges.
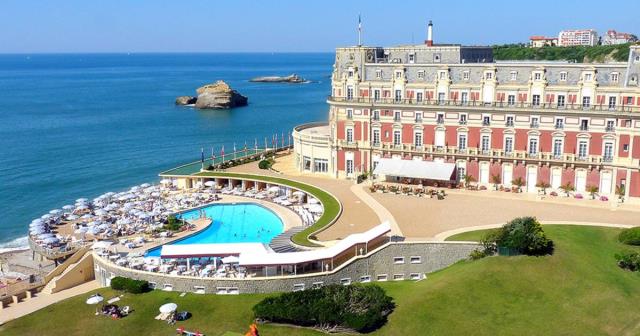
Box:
94, 241, 480, 294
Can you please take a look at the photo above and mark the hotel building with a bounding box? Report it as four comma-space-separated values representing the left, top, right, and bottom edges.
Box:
293, 27, 640, 203
558, 29, 598, 47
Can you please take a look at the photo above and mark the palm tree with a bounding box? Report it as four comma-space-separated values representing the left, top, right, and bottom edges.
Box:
586, 185, 599, 200
463, 174, 476, 188
616, 184, 626, 203
512, 177, 525, 193
536, 181, 551, 195
560, 182, 574, 197
490, 174, 501, 191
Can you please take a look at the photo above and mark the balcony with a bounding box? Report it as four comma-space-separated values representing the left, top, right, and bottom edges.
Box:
602, 156, 614, 163
505, 121, 514, 127
338, 140, 358, 149
579, 125, 589, 131
530, 122, 539, 128
605, 126, 615, 132
437, 118, 444, 124
328, 96, 640, 114
458, 119, 467, 125
482, 120, 491, 126
554, 123, 564, 130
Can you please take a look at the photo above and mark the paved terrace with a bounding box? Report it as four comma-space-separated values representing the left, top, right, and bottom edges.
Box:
230, 153, 640, 241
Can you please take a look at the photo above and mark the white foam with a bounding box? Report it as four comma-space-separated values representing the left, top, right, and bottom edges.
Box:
0, 236, 29, 254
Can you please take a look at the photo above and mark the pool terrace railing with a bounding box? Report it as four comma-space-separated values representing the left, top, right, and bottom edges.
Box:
159, 145, 292, 177
190, 172, 342, 248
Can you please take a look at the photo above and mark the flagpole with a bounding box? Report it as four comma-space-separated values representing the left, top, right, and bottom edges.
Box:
357, 14, 362, 47
200, 148, 204, 170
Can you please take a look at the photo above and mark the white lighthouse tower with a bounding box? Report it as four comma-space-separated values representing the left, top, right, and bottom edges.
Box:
425, 20, 434, 46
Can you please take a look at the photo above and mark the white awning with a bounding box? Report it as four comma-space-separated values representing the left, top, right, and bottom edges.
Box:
373, 158, 455, 181
160, 243, 268, 259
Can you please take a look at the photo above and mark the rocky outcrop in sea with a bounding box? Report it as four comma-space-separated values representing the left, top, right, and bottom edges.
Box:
249, 73, 308, 83
175, 80, 248, 109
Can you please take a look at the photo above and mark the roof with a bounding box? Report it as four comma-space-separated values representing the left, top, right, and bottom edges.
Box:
530, 36, 557, 41
160, 243, 268, 259
373, 158, 456, 181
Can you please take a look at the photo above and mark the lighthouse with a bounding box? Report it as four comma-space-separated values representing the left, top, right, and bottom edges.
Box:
426, 20, 433, 46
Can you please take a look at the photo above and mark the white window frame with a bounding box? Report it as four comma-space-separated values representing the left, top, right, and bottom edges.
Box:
504, 136, 514, 154
393, 130, 402, 146
553, 138, 564, 158
463, 71, 470, 80
417, 70, 425, 79
610, 72, 619, 83
510, 71, 518, 81
577, 140, 589, 159
393, 257, 405, 264
375, 69, 382, 79
346, 127, 354, 143
559, 72, 568, 81
410, 256, 422, 264
458, 133, 467, 150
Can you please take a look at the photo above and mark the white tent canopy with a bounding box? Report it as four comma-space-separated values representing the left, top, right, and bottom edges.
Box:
373, 158, 456, 181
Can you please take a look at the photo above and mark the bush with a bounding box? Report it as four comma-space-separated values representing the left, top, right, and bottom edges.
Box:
258, 159, 272, 170
615, 251, 640, 271
483, 217, 554, 256
163, 215, 183, 231
110, 276, 150, 293
618, 227, 640, 246
253, 284, 394, 333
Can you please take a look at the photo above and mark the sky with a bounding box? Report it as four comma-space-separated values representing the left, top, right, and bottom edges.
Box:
0, 0, 638, 53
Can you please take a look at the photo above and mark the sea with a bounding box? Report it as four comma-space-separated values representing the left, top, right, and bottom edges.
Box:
0, 53, 333, 252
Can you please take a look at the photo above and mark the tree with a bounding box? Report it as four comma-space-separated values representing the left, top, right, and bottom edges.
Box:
483, 216, 554, 256
560, 182, 575, 197
512, 177, 525, 192
586, 185, 599, 200
490, 174, 501, 190
535, 181, 551, 195
616, 184, 626, 202
463, 174, 476, 188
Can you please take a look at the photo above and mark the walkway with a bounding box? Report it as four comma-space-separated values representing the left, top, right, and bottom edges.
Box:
350, 184, 402, 236
0, 280, 99, 325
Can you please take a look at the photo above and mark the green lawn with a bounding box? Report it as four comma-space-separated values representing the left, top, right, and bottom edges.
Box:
193, 172, 342, 247
4, 225, 640, 335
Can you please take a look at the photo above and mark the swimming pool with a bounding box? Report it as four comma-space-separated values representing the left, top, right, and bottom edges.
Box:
146, 203, 284, 257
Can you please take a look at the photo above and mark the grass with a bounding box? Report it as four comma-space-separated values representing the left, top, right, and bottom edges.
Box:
4, 225, 640, 335
193, 172, 341, 247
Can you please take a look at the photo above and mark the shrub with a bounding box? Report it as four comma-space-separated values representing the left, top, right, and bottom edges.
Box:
618, 227, 640, 246
110, 276, 150, 293
253, 284, 394, 333
469, 249, 488, 260
483, 217, 554, 256
615, 251, 640, 271
258, 159, 272, 170
164, 215, 183, 231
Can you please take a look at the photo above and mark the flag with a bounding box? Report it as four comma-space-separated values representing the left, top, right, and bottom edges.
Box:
233, 142, 237, 159
254, 138, 258, 151
358, 14, 362, 32
281, 132, 285, 147
201, 148, 204, 163
244, 140, 248, 152
274, 133, 278, 148
221, 145, 225, 162
211, 147, 216, 162
264, 137, 268, 150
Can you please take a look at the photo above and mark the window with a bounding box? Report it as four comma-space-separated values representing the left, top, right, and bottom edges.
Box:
559, 72, 567, 81
376, 274, 388, 282
395, 71, 402, 79
578, 141, 588, 159
393, 130, 401, 145
372, 129, 380, 146
625, 96, 633, 105
346, 109, 353, 119
394, 90, 402, 102
608, 96, 617, 109
510, 71, 518, 81
580, 119, 589, 131
415, 112, 422, 122
346, 86, 354, 100
482, 116, 490, 126
553, 139, 563, 158
584, 73, 592, 81
314, 158, 328, 172
346, 159, 354, 175
557, 95, 565, 107
504, 137, 514, 154
360, 275, 371, 283
434, 53, 441, 62
393, 274, 405, 281
375, 70, 382, 79
340, 278, 351, 286
438, 92, 446, 104
416, 92, 423, 102
623, 144, 629, 152
531, 117, 540, 128
410, 256, 422, 264
348, 70, 354, 78
414, 132, 423, 147
603, 142, 614, 161
373, 90, 381, 101
582, 96, 591, 108
485, 72, 493, 80
417, 70, 425, 79
194, 286, 206, 294
437, 113, 444, 124
394, 111, 401, 122
481, 135, 490, 152
346, 128, 354, 143
507, 94, 515, 106
312, 282, 323, 289
458, 134, 467, 150
393, 257, 405, 264
606, 120, 615, 131
529, 138, 538, 155
611, 72, 619, 83
461, 92, 469, 104
463, 71, 470, 80
532, 94, 541, 106
506, 116, 514, 127
555, 118, 564, 129
439, 71, 446, 80
303, 156, 311, 171
293, 284, 305, 292
408, 53, 415, 63
373, 110, 380, 121
534, 72, 542, 80
459, 114, 467, 125
410, 273, 422, 280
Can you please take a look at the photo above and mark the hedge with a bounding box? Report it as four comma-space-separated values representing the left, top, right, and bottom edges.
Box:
618, 227, 640, 246
110, 276, 150, 294
253, 284, 394, 333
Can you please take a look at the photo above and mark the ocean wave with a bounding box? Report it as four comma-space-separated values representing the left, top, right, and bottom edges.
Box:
0, 236, 29, 254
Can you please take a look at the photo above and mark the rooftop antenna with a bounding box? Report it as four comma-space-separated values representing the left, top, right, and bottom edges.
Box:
357, 14, 362, 46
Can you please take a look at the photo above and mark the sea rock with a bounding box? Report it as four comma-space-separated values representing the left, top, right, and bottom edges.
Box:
249, 73, 307, 83
175, 96, 197, 105
193, 80, 248, 109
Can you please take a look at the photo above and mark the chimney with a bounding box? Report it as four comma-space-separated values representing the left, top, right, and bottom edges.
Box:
426, 20, 433, 46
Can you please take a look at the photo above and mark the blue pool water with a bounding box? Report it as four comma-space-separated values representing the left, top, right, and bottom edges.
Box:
146, 203, 284, 257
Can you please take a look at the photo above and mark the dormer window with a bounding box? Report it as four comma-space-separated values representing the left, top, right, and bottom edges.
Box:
559, 72, 567, 81
610, 72, 619, 83
485, 72, 493, 80
348, 70, 354, 78
463, 71, 470, 80
395, 71, 402, 79
375, 70, 382, 79
534, 72, 542, 80
510, 71, 518, 81
433, 54, 441, 63
584, 73, 592, 81
408, 53, 415, 63
417, 70, 425, 79
439, 71, 447, 80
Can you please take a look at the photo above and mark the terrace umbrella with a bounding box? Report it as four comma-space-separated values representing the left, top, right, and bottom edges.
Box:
159, 303, 177, 314
30, 229, 46, 235
92, 241, 112, 249
307, 198, 319, 204
204, 181, 216, 187
29, 222, 44, 228
38, 233, 55, 239
268, 186, 280, 193
75, 227, 88, 234
308, 204, 324, 213
140, 183, 151, 188
42, 237, 59, 244
31, 218, 44, 224
94, 209, 107, 216
292, 191, 305, 197
86, 294, 104, 305
81, 214, 93, 220
49, 209, 63, 215
41, 214, 52, 220
76, 205, 89, 210
67, 215, 79, 221
160, 179, 172, 185
62, 205, 75, 211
